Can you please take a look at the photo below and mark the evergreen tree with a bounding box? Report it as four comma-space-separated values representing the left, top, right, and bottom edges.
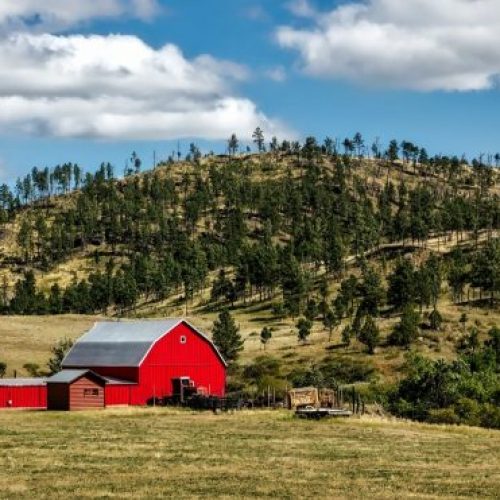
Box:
360, 266, 384, 316
388, 259, 416, 309
252, 127, 265, 152
228, 134, 239, 155
212, 310, 244, 363
389, 305, 420, 348
304, 298, 318, 322
47, 338, 74, 375
428, 308, 443, 330
323, 306, 339, 342
296, 317, 313, 343
341, 324, 352, 347
359, 316, 380, 354
260, 326, 272, 350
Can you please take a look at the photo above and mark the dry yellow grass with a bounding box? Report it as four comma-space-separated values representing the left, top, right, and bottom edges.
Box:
0, 408, 498, 498
0, 315, 97, 376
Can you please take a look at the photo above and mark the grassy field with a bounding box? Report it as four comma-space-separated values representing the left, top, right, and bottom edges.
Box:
0, 408, 498, 498
0, 315, 97, 376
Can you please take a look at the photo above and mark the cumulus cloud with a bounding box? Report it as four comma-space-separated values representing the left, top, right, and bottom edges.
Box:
277, 0, 500, 91
0, 33, 289, 140
0, 0, 160, 31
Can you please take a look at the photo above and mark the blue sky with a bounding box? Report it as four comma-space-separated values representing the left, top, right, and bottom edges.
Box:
0, 0, 499, 181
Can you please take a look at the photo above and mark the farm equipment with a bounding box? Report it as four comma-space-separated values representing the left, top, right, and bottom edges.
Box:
288, 386, 364, 419
295, 406, 352, 419
171, 377, 198, 404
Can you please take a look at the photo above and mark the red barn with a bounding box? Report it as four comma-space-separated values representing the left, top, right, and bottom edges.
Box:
62, 319, 226, 407
1, 319, 226, 410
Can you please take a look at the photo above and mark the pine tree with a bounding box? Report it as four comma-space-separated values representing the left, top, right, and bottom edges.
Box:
389, 305, 420, 348
212, 310, 244, 363
428, 308, 443, 330
304, 298, 318, 322
323, 306, 339, 342
47, 338, 74, 375
388, 259, 416, 309
228, 134, 239, 155
360, 266, 384, 316
252, 127, 265, 152
296, 317, 313, 343
341, 324, 352, 347
260, 327, 272, 350
359, 316, 380, 354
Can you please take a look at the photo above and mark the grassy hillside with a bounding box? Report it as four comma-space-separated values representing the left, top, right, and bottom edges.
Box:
0, 408, 499, 498
0, 152, 498, 387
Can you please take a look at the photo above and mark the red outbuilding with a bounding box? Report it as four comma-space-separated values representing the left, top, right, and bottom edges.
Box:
0, 378, 46, 409
0, 319, 227, 410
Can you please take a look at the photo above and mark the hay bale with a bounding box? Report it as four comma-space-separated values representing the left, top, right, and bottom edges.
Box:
319, 388, 336, 408
287, 387, 319, 410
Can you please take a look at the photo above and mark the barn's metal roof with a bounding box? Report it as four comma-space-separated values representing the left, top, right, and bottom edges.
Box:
63, 341, 152, 367
62, 320, 182, 368
75, 320, 181, 343
62, 319, 227, 368
0, 378, 46, 387
47, 369, 96, 384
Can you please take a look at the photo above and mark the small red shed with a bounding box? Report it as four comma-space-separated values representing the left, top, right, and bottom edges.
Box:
46, 369, 107, 411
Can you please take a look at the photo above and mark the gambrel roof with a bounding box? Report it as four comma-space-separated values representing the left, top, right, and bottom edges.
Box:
62, 319, 227, 368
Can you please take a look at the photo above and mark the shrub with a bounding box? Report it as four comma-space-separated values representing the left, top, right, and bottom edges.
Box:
454, 398, 481, 427
429, 308, 443, 330
480, 403, 500, 429
428, 407, 460, 425
289, 358, 375, 388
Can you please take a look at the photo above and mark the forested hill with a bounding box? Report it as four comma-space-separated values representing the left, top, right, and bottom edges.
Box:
0, 138, 499, 316
2, 137, 500, 428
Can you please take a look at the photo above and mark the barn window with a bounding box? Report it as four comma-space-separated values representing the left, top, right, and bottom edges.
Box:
180, 335, 187, 344
84, 388, 99, 397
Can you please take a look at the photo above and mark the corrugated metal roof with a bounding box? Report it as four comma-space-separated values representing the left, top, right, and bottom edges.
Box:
77, 320, 181, 343
0, 378, 46, 387
62, 320, 182, 368
47, 369, 92, 383
62, 318, 227, 368
63, 341, 152, 367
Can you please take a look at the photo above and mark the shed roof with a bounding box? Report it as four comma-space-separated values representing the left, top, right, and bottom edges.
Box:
0, 378, 46, 387
62, 319, 227, 368
47, 369, 102, 384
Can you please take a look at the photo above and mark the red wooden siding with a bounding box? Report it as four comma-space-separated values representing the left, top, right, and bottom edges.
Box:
47, 375, 106, 411
131, 322, 226, 404
69, 377, 105, 410
104, 384, 134, 406
0, 385, 47, 409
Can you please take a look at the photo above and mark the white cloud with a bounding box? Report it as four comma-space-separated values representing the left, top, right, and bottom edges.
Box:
0, 33, 289, 140
265, 66, 287, 83
286, 0, 317, 19
0, 0, 160, 31
277, 0, 500, 91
